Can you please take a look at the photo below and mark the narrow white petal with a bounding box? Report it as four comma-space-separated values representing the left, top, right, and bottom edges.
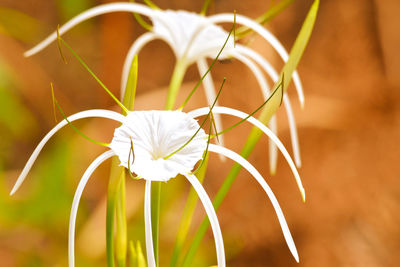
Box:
208, 13, 305, 106
184, 174, 225, 267
144, 181, 156, 267
207, 144, 299, 262
282, 95, 301, 167
196, 58, 225, 162
68, 150, 115, 267
235, 45, 301, 167
24, 3, 157, 57
188, 106, 305, 202
120, 32, 159, 98
10, 109, 125, 195
228, 51, 278, 173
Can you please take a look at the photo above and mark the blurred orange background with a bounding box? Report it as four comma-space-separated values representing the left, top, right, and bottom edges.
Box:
0, 0, 399, 266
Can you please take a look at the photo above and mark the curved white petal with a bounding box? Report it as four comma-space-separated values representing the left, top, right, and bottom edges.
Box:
120, 32, 162, 98
228, 50, 278, 174
207, 144, 299, 262
235, 45, 301, 167
184, 174, 225, 267
208, 13, 304, 107
196, 58, 225, 162
188, 106, 305, 202
68, 150, 115, 267
25, 3, 160, 57
10, 109, 125, 195
144, 181, 156, 267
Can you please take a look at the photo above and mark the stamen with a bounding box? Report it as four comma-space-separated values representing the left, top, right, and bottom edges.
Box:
178, 22, 234, 111
57, 33, 129, 114
164, 78, 226, 160
127, 138, 140, 180
130, 0, 153, 31
56, 25, 68, 64
212, 74, 284, 138
190, 121, 212, 175
51, 84, 110, 147
50, 82, 58, 123
143, 0, 160, 10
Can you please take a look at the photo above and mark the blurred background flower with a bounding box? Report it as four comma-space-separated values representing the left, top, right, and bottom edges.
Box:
0, 0, 399, 266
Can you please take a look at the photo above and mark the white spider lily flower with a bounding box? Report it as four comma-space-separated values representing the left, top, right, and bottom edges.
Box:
23, 2, 303, 173
11, 105, 303, 266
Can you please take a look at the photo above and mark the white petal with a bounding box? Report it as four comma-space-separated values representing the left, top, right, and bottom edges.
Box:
144, 181, 156, 267
184, 174, 225, 267
10, 109, 125, 195
235, 45, 301, 167
188, 106, 305, 202
120, 32, 159, 98
228, 50, 278, 174
110, 110, 207, 181
68, 150, 115, 267
25, 3, 159, 57
208, 13, 305, 106
207, 144, 299, 262
196, 58, 225, 162
151, 10, 234, 63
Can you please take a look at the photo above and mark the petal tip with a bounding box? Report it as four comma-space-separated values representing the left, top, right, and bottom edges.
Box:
301, 188, 306, 203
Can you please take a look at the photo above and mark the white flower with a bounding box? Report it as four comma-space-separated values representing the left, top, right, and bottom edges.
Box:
110, 110, 207, 181
11, 104, 303, 266
24, 2, 304, 174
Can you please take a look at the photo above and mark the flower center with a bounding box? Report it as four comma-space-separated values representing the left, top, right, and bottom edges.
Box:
110, 110, 207, 181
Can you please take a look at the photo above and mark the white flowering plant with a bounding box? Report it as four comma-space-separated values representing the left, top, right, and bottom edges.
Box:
9, 0, 319, 266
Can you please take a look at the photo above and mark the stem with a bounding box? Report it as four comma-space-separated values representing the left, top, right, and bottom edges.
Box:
116, 174, 127, 267
165, 58, 188, 110
149, 58, 188, 266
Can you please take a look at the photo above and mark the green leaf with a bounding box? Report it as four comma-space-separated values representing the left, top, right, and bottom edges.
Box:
236, 0, 295, 39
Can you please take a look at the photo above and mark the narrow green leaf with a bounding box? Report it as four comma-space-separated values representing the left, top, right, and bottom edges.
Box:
116, 176, 127, 267
122, 54, 139, 113
136, 241, 147, 267
236, 0, 295, 39
182, 1, 319, 265
107, 159, 126, 267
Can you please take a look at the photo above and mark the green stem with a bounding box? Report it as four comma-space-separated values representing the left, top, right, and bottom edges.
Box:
149, 58, 188, 266
116, 174, 127, 267
165, 58, 188, 110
